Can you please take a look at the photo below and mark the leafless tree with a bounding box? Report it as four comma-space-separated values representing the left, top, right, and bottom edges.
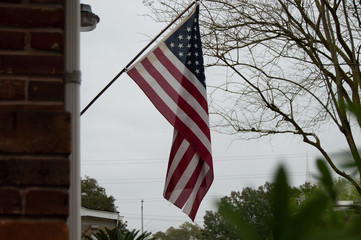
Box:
147, 0, 361, 194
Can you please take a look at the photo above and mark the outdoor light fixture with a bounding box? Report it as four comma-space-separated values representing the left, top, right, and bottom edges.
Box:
80, 4, 100, 32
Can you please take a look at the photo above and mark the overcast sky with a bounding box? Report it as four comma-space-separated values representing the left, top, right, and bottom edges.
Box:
79, 0, 352, 234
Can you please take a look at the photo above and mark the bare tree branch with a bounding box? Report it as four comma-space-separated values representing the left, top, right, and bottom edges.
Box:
148, 0, 361, 195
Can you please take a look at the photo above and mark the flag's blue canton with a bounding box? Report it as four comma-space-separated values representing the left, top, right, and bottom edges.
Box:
164, 7, 206, 88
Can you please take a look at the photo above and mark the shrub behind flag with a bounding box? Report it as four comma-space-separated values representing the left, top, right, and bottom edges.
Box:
126, 5, 213, 220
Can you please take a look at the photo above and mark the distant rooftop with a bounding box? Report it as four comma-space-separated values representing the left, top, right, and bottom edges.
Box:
81, 207, 123, 221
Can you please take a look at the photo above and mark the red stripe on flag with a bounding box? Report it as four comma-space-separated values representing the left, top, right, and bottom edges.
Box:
141, 54, 210, 140
165, 131, 184, 178
169, 132, 183, 160
187, 169, 214, 220
173, 154, 204, 208
163, 144, 195, 199
154, 47, 209, 113
128, 64, 212, 165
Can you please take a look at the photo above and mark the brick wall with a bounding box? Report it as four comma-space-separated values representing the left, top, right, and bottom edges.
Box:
0, 0, 70, 239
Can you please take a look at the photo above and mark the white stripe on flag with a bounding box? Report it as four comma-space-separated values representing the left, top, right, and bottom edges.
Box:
151, 46, 209, 126
133, 52, 211, 153
168, 151, 200, 203
159, 43, 208, 100
163, 135, 190, 193
182, 162, 211, 215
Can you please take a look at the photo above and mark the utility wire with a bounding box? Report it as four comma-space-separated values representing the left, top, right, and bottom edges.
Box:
81, 153, 313, 165
96, 171, 311, 184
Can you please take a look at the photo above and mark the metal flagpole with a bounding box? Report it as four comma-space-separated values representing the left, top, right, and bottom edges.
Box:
81, 0, 199, 116
141, 199, 144, 234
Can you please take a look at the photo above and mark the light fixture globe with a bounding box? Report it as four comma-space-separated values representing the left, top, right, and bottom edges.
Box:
80, 4, 100, 32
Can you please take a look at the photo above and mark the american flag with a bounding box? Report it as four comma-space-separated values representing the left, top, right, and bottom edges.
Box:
127, 5, 213, 220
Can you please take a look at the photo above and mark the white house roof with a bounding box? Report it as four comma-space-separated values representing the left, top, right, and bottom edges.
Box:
81, 207, 123, 221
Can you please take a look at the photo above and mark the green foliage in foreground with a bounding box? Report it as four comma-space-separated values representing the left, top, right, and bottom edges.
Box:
219, 160, 361, 240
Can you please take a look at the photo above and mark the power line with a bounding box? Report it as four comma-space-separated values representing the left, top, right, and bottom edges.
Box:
114, 195, 222, 204
97, 171, 312, 184
81, 153, 313, 165
121, 213, 204, 223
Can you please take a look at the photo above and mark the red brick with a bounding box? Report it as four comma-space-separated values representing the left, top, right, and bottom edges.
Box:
0, 55, 63, 75
0, 104, 64, 112
0, 31, 25, 50
0, 79, 25, 100
0, 188, 21, 215
30, 0, 65, 3
0, 220, 68, 240
29, 80, 64, 101
0, 158, 69, 187
25, 188, 68, 216
0, 7, 64, 28
31, 31, 64, 52
0, 111, 70, 154
0, 0, 21, 2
